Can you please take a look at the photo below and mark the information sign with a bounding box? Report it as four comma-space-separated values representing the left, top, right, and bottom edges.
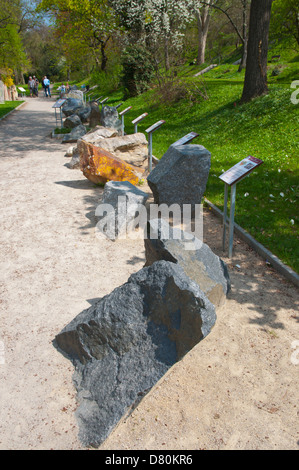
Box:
119, 106, 132, 116
132, 113, 148, 125
219, 156, 263, 186
52, 99, 66, 128
220, 156, 264, 258
132, 112, 148, 133
145, 120, 166, 172
145, 120, 165, 134
119, 106, 132, 136
100, 97, 109, 106
52, 99, 66, 108
173, 132, 199, 146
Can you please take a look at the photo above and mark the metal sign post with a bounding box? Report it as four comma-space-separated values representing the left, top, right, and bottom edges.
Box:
52, 98, 66, 128
172, 132, 199, 147
145, 120, 166, 172
119, 106, 132, 136
219, 156, 264, 258
100, 97, 109, 108
132, 113, 148, 133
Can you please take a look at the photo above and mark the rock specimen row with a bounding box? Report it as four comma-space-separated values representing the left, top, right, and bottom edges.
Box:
54, 260, 217, 448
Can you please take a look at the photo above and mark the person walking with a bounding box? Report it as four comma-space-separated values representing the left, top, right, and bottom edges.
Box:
33, 76, 39, 97
59, 83, 66, 98
43, 76, 51, 97
42, 76, 46, 96
28, 76, 35, 97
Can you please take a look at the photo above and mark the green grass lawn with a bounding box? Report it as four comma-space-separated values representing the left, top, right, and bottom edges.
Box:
105, 68, 299, 273
0, 100, 24, 119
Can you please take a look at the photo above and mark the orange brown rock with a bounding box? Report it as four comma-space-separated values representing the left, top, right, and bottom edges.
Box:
78, 140, 144, 186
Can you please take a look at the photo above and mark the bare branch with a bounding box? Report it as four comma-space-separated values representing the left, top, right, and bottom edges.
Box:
199, 1, 245, 43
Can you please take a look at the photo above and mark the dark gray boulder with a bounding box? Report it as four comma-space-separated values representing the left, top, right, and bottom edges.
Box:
62, 98, 84, 117
144, 218, 231, 308
147, 144, 211, 213
89, 102, 101, 128
54, 260, 216, 447
97, 180, 149, 240
63, 114, 82, 129
62, 124, 87, 143
100, 105, 121, 133
76, 104, 91, 123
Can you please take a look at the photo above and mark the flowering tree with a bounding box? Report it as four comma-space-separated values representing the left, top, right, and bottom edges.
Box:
111, 0, 193, 70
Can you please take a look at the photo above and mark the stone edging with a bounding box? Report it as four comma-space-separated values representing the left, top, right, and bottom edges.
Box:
0, 100, 27, 122
204, 197, 299, 288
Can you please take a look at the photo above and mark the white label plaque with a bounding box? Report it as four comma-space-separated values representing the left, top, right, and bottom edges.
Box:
52, 99, 66, 108
132, 112, 148, 124
119, 106, 132, 116
173, 132, 199, 146
219, 156, 263, 186
145, 120, 165, 134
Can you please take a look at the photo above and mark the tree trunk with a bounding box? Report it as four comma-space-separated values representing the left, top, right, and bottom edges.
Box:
195, 5, 211, 65
238, 37, 248, 72
238, 0, 248, 72
164, 36, 170, 71
240, 0, 273, 103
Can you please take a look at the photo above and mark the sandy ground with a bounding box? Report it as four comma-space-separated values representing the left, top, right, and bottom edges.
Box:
0, 96, 298, 451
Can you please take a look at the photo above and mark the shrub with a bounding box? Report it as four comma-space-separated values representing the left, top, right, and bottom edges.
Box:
121, 44, 155, 98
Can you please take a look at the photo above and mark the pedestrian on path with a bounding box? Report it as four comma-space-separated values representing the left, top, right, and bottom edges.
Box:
28, 76, 35, 97
43, 76, 51, 97
33, 76, 39, 97
59, 83, 66, 98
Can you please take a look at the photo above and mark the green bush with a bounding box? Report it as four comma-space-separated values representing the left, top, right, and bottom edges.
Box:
121, 44, 155, 99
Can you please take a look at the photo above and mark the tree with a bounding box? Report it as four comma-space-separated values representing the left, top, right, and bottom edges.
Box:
192, 0, 218, 65
199, 0, 250, 70
111, 0, 193, 71
270, 0, 299, 46
37, 0, 118, 72
240, 0, 273, 103
0, 0, 29, 78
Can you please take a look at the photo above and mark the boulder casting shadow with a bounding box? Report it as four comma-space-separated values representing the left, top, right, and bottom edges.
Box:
54, 260, 216, 447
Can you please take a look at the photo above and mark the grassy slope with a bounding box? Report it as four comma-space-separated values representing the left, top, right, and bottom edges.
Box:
0, 100, 24, 119
105, 58, 299, 273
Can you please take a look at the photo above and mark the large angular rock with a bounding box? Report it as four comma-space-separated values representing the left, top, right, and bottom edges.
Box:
67, 89, 84, 101
144, 218, 231, 308
92, 133, 148, 169
76, 104, 91, 123
82, 126, 118, 144
62, 98, 84, 117
78, 140, 144, 186
100, 105, 122, 132
63, 114, 82, 129
54, 260, 216, 447
97, 180, 149, 240
147, 144, 211, 212
62, 124, 87, 143
89, 102, 101, 128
